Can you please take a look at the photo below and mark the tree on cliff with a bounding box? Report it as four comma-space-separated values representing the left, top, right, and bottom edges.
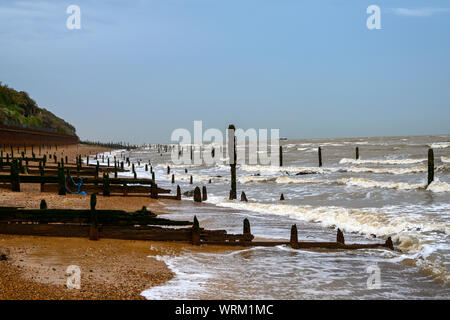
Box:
0, 82, 77, 136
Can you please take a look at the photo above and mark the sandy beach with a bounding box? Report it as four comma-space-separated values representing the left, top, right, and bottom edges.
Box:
0, 144, 190, 300
0, 235, 174, 300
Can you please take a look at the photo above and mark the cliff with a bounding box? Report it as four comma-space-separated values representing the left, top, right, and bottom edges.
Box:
0, 82, 77, 136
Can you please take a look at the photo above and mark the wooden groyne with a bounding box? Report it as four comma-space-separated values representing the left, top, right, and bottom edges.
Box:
0, 147, 182, 199
0, 194, 395, 251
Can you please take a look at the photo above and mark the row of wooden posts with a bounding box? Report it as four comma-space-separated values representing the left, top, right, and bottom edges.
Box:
0, 193, 394, 250
0, 150, 186, 199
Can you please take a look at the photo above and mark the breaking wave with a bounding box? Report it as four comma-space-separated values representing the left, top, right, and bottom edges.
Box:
430, 142, 450, 149
339, 158, 426, 165
347, 165, 427, 174
340, 177, 426, 191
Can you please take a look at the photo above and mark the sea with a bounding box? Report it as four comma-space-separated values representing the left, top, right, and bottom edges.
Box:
97, 135, 450, 299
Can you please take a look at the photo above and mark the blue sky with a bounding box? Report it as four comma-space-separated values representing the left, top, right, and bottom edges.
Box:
0, 0, 449, 143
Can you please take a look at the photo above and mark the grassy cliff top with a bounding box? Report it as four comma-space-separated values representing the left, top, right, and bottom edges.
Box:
0, 82, 77, 136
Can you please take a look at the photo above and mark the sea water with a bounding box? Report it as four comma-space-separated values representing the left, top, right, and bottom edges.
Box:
97, 135, 450, 299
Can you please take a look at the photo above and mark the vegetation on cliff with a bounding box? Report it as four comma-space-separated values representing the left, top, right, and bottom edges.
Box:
0, 82, 77, 136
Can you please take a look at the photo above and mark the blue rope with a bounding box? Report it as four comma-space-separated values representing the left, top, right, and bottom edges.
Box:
65, 175, 87, 195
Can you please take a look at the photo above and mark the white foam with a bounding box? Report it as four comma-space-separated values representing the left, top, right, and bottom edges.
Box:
240, 164, 342, 174
339, 158, 426, 165
348, 165, 427, 174
430, 142, 450, 149
441, 156, 450, 163
206, 196, 449, 248
340, 177, 426, 191
426, 180, 450, 193
141, 254, 213, 300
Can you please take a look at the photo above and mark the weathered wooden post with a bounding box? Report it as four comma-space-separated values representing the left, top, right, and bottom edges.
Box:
241, 191, 248, 202
150, 183, 158, 199
243, 218, 251, 236
228, 124, 237, 200
145, 164, 148, 171
114, 161, 118, 178
167, 166, 170, 175
194, 186, 202, 202
385, 237, 394, 250
24, 158, 29, 173
19, 159, 24, 174
318, 147, 322, 167
202, 186, 207, 201
39, 161, 45, 192
10, 160, 20, 192
57, 167, 66, 195
279, 145, 283, 167
95, 162, 99, 185
337, 228, 345, 245
176, 185, 181, 200
192, 216, 200, 246
190, 175, 193, 184
355, 147, 359, 160
40, 199, 47, 210
152, 171, 155, 183
121, 161, 124, 170
290, 224, 299, 249
428, 148, 434, 186
172, 174, 175, 184
103, 173, 110, 197
89, 193, 99, 241
280, 193, 285, 201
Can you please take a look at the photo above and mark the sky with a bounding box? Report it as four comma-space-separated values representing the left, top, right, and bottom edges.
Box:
0, 0, 449, 143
